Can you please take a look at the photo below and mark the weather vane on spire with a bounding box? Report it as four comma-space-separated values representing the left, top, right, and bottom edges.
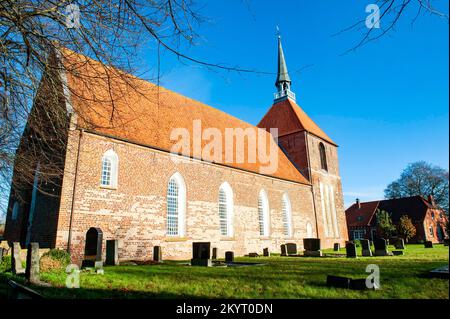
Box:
276, 25, 281, 38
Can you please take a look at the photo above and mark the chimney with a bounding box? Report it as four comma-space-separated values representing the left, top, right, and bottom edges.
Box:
356, 198, 361, 209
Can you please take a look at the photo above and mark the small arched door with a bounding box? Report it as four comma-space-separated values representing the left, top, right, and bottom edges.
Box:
84, 227, 103, 262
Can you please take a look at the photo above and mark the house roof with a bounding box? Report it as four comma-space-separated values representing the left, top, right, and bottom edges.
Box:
257, 98, 337, 146
59, 48, 310, 185
345, 195, 440, 227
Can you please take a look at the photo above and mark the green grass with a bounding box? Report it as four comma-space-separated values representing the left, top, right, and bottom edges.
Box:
0, 244, 448, 299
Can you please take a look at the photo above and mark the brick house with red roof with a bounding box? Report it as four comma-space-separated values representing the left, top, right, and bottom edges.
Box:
345, 196, 448, 243
5, 38, 348, 263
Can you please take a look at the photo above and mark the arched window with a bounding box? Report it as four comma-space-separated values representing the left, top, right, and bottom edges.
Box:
166, 172, 186, 237
258, 190, 270, 236
282, 193, 292, 237
319, 142, 328, 171
218, 182, 234, 237
101, 149, 119, 187
12, 201, 20, 220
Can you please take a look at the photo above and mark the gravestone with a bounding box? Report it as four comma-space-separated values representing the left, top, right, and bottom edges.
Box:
327, 275, 351, 289
263, 248, 270, 257
424, 241, 433, 248
374, 238, 389, 256
225, 251, 234, 262
11, 242, 25, 274
82, 227, 103, 268
392, 250, 404, 256
153, 246, 162, 262
25, 243, 40, 284
395, 238, 405, 249
286, 243, 298, 256
248, 252, 259, 257
212, 248, 218, 260
333, 243, 340, 251
346, 242, 357, 258
360, 239, 372, 257
191, 242, 212, 267
444, 238, 449, 246
280, 244, 287, 256
0, 248, 4, 260
95, 261, 104, 274
105, 240, 119, 266
303, 238, 322, 257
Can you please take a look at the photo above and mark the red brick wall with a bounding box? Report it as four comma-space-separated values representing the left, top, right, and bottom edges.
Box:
56, 127, 325, 264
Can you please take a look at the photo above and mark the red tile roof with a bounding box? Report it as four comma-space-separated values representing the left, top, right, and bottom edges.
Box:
257, 98, 337, 146
345, 201, 380, 227
60, 48, 310, 185
345, 195, 442, 227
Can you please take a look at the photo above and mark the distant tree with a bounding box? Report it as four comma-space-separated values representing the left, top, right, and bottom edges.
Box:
397, 215, 416, 243
384, 161, 449, 215
376, 209, 396, 239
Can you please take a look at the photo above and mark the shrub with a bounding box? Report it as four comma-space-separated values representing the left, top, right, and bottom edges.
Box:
0, 255, 12, 272
40, 249, 71, 272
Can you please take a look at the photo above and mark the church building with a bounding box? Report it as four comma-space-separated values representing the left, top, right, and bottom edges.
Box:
4, 38, 348, 263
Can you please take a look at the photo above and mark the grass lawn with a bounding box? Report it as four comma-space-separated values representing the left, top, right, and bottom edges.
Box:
0, 244, 448, 299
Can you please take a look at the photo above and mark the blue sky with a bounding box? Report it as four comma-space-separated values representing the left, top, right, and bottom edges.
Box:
0, 1, 448, 220
146, 0, 449, 208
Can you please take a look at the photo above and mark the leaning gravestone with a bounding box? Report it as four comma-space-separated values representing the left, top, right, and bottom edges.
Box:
263, 248, 270, 257
212, 248, 218, 260
153, 246, 162, 262
225, 251, 234, 262
333, 243, 340, 251
280, 244, 287, 256
304, 238, 322, 257
346, 242, 357, 258
191, 242, 212, 267
374, 238, 389, 256
105, 240, 119, 266
361, 239, 372, 257
82, 227, 103, 268
424, 241, 433, 248
286, 243, 298, 256
25, 243, 40, 284
395, 238, 405, 249
11, 242, 25, 274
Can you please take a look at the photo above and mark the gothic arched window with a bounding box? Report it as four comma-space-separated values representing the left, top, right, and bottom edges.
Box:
218, 182, 234, 237
167, 172, 186, 237
258, 190, 270, 236
101, 149, 119, 187
319, 142, 328, 171
282, 193, 292, 237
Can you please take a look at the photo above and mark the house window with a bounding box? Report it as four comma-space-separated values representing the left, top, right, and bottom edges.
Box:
319, 142, 328, 171
218, 182, 234, 237
101, 149, 118, 187
166, 172, 186, 237
431, 212, 435, 220
258, 190, 270, 236
282, 193, 292, 237
429, 225, 434, 237
353, 229, 365, 240
12, 201, 20, 220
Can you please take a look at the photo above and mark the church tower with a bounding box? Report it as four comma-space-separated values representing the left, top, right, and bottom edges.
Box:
257, 36, 348, 247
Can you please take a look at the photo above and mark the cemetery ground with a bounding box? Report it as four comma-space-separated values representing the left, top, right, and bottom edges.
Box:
0, 244, 448, 299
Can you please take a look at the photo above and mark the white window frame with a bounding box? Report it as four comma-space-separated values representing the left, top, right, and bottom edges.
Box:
166, 172, 186, 237
258, 189, 270, 237
353, 229, 365, 240
282, 193, 293, 238
101, 149, 119, 188
218, 182, 234, 237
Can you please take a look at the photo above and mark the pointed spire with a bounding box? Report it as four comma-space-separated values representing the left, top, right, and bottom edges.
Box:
275, 36, 291, 90
274, 33, 296, 103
